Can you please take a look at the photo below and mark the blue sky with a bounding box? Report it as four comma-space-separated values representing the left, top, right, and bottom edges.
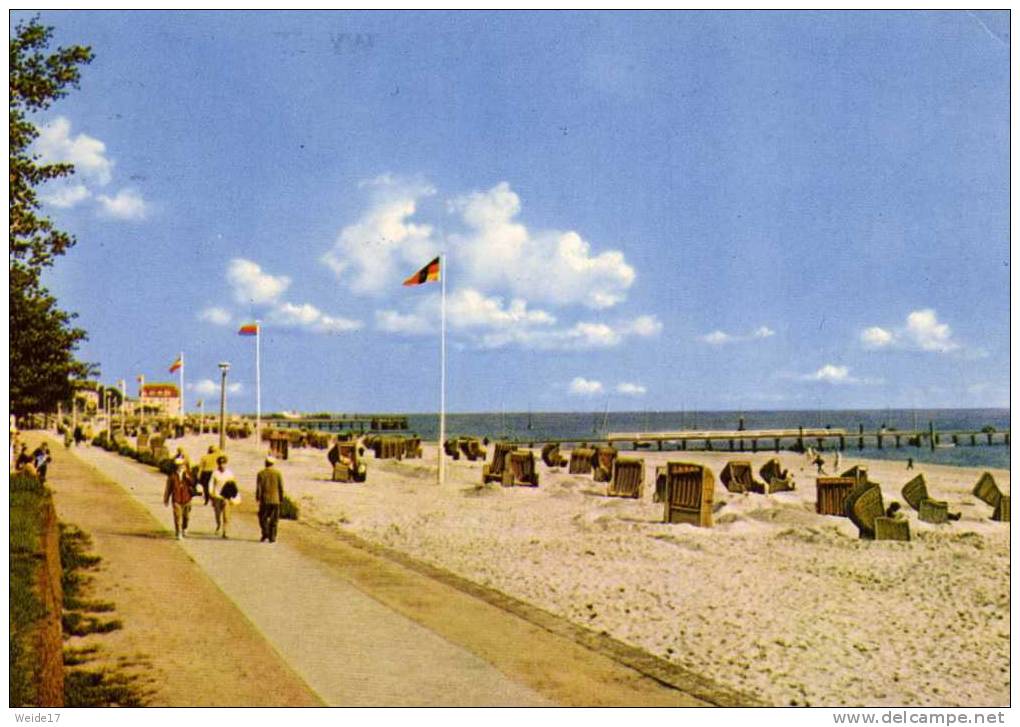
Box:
21, 10, 1010, 413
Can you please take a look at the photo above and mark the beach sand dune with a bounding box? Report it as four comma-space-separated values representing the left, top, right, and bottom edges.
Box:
180, 435, 1009, 707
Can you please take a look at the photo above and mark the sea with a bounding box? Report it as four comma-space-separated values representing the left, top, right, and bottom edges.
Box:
395, 408, 1011, 470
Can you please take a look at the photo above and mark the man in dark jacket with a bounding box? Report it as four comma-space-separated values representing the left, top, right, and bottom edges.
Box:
255, 455, 284, 543
163, 456, 195, 539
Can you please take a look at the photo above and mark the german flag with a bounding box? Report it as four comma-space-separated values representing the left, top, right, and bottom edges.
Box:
402, 256, 441, 286
168, 356, 183, 374
238, 322, 259, 336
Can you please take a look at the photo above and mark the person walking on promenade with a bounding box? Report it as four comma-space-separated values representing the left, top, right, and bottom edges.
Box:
255, 455, 284, 543
163, 456, 195, 539
198, 445, 220, 505
833, 451, 842, 474
209, 455, 237, 539
32, 444, 52, 485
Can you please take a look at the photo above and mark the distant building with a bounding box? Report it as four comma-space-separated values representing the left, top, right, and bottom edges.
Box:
73, 381, 100, 413
140, 382, 180, 417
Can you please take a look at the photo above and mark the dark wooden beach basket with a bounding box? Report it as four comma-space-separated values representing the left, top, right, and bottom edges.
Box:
269, 436, 290, 461
568, 447, 594, 475
607, 457, 644, 499
541, 442, 567, 468
815, 477, 855, 517
592, 446, 618, 483
662, 462, 714, 527
482, 442, 517, 485
505, 450, 539, 487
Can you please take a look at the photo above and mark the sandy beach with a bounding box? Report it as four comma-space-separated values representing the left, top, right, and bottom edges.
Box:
168, 433, 1008, 707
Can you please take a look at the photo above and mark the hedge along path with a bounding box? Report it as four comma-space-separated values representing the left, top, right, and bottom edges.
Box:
43, 435, 321, 707
68, 438, 730, 706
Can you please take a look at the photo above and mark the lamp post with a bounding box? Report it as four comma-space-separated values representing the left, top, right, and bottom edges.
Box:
218, 362, 230, 451
119, 379, 126, 434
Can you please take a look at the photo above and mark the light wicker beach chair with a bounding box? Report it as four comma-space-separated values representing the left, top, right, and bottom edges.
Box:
972, 472, 1010, 522
759, 458, 794, 493
568, 447, 595, 475
541, 442, 568, 468
901, 474, 957, 524
840, 465, 871, 487
608, 457, 644, 499
815, 477, 855, 517
844, 481, 885, 539
482, 442, 518, 485
843, 482, 912, 541
505, 450, 539, 487
662, 462, 715, 527
720, 461, 764, 494
593, 446, 618, 483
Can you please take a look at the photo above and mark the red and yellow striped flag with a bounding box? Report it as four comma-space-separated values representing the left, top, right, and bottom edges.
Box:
402, 256, 441, 286
168, 356, 182, 373
238, 322, 259, 336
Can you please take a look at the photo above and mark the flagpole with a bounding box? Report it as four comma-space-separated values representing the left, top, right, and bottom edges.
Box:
179, 350, 185, 425
438, 252, 446, 487
256, 320, 261, 444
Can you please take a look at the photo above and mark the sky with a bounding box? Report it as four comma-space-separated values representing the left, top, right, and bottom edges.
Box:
18, 10, 1010, 414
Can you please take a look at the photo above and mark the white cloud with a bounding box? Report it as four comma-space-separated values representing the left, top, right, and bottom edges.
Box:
375, 309, 433, 335
701, 330, 732, 345
188, 379, 243, 397
616, 382, 647, 396
446, 288, 556, 330
568, 377, 604, 396
860, 309, 962, 354
34, 116, 113, 185
226, 258, 291, 305
795, 364, 881, 386
198, 307, 232, 326
806, 364, 853, 383
474, 314, 661, 351
904, 309, 959, 352
622, 315, 663, 337
375, 286, 658, 351
317, 313, 364, 334
322, 177, 636, 309
321, 175, 438, 296
700, 325, 775, 345
269, 301, 361, 334
209, 259, 361, 336
40, 182, 91, 209
96, 188, 148, 220
860, 326, 894, 349
449, 183, 635, 309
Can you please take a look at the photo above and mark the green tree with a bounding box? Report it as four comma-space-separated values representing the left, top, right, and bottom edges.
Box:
9, 17, 97, 417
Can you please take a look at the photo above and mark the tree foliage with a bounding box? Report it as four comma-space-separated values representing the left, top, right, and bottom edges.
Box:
9, 17, 97, 417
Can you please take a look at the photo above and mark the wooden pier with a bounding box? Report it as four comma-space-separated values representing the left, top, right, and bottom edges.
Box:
504, 424, 1009, 453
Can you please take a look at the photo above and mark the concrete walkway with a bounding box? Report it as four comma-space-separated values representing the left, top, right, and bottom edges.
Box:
67, 441, 551, 706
